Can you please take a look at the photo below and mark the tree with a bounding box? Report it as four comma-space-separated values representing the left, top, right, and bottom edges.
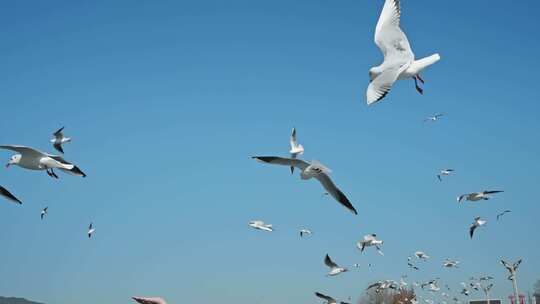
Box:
359, 287, 416, 304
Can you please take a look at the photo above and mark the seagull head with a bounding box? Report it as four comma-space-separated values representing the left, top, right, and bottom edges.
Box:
6, 154, 21, 168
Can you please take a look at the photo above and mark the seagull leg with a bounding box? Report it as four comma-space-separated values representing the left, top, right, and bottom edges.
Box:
46, 169, 53, 178
414, 77, 424, 95
51, 168, 59, 179
416, 74, 425, 84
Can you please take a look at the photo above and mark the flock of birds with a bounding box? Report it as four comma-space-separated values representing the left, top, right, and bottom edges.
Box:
0, 1, 523, 304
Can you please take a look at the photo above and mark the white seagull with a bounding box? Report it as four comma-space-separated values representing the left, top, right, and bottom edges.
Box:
457, 190, 503, 203
357, 234, 384, 255
252, 156, 357, 214
88, 223, 95, 238
289, 128, 304, 174
414, 251, 430, 260
324, 254, 348, 276
424, 113, 444, 122
132, 297, 167, 304
50, 126, 71, 154
469, 216, 486, 239
443, 259, 460, 268
41, 207, 48, 220
248, 220, 273, 232
300, 228, 312, 237
2, 145, 86, 179
366, 0, 440, 105
437, 169, 454, 182
0, 185, 22, 205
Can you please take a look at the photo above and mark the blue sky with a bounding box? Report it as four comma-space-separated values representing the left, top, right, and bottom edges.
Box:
0, 1, 539, 304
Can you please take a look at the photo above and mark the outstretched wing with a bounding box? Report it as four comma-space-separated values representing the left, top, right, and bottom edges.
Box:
324, 254, 338, 268
53, 142, 64, 154
290, 128, 298, 150
0, 145, 46, 159
0, 186, 22, 204
314, 173, 357, 215
315, 292, 335, 303
53, 126, 65, 138
132, 297, 167, 304
252, 156, 310, 171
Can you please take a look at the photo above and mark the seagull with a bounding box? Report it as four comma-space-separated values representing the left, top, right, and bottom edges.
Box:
324, 254, 348, 276
50, 127, 71, 154
408, 262, 419, 270
368, 280, 398, 293
501, 259, 522, 274
437, 169, 454, 182
248, 220, 273, 232
132, 297, 167, 304
2, 145, 86, 178
469, 217, 487, 239
497, 210, 511, 220
424, 113, 444, 122
479, 276, 494, 281
88, 223, 95, 238
41, 207, 48, 220
289, 128, 304, 174
421, 279, 440, 292
300, 229, 312, 237
443, 259, 460, 268
252, 156, 357, 214
366, 0, 440, 105
457, 191, 503, 203
0, 185, 22, 204
315, 292, 337, 304
357, 234, 384, 255
414, 251, 430, 260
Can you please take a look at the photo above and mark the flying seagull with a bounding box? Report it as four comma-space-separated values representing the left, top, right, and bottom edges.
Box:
437, 169, 454, 182
424, 113, 444, 122
324, 254, 348, 276
289, 128, 304, 174
132, 297, 167, 304
50, 126, 71, 154
497, 210, 511, 220
414, 251, 430, 260
0, 185, 22, 204
300, 229, 312, 237
366, 0, 440, 105
469, 216, 486, 239
457, 191, 503, 203
88, 223, 95, 238
443, 259, 459, 268
248, 220, 273, 232
252, 156, 357, 214
357, 234, 384, 255
2, 145, 86, 178
41, 207, 48, 220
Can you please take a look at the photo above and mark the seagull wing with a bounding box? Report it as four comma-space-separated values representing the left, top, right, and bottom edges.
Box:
469, 224, 476, 239
324, 254, 338, 268
513, 259, 522, 270
53, 142, 64, 154
457, 195, 466, 203
315, 292, 335, 303
132, 297, 167, 304
0, 145, 47, 159
0, 186, 22, 204
290, 128, 298, 150
314, 173, 357, 215
368, 0, 414, 105
252, 156, 310, 171
53, 126, 65, 138
484, 190, 503, 194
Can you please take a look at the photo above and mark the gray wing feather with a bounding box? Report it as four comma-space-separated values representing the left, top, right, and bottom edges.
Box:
252, 156, 310, 171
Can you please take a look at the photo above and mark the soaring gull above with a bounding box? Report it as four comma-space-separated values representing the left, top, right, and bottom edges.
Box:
366, 0, 440, 105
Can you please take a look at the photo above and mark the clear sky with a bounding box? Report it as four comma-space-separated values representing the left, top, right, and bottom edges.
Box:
0, 1, 539, 304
